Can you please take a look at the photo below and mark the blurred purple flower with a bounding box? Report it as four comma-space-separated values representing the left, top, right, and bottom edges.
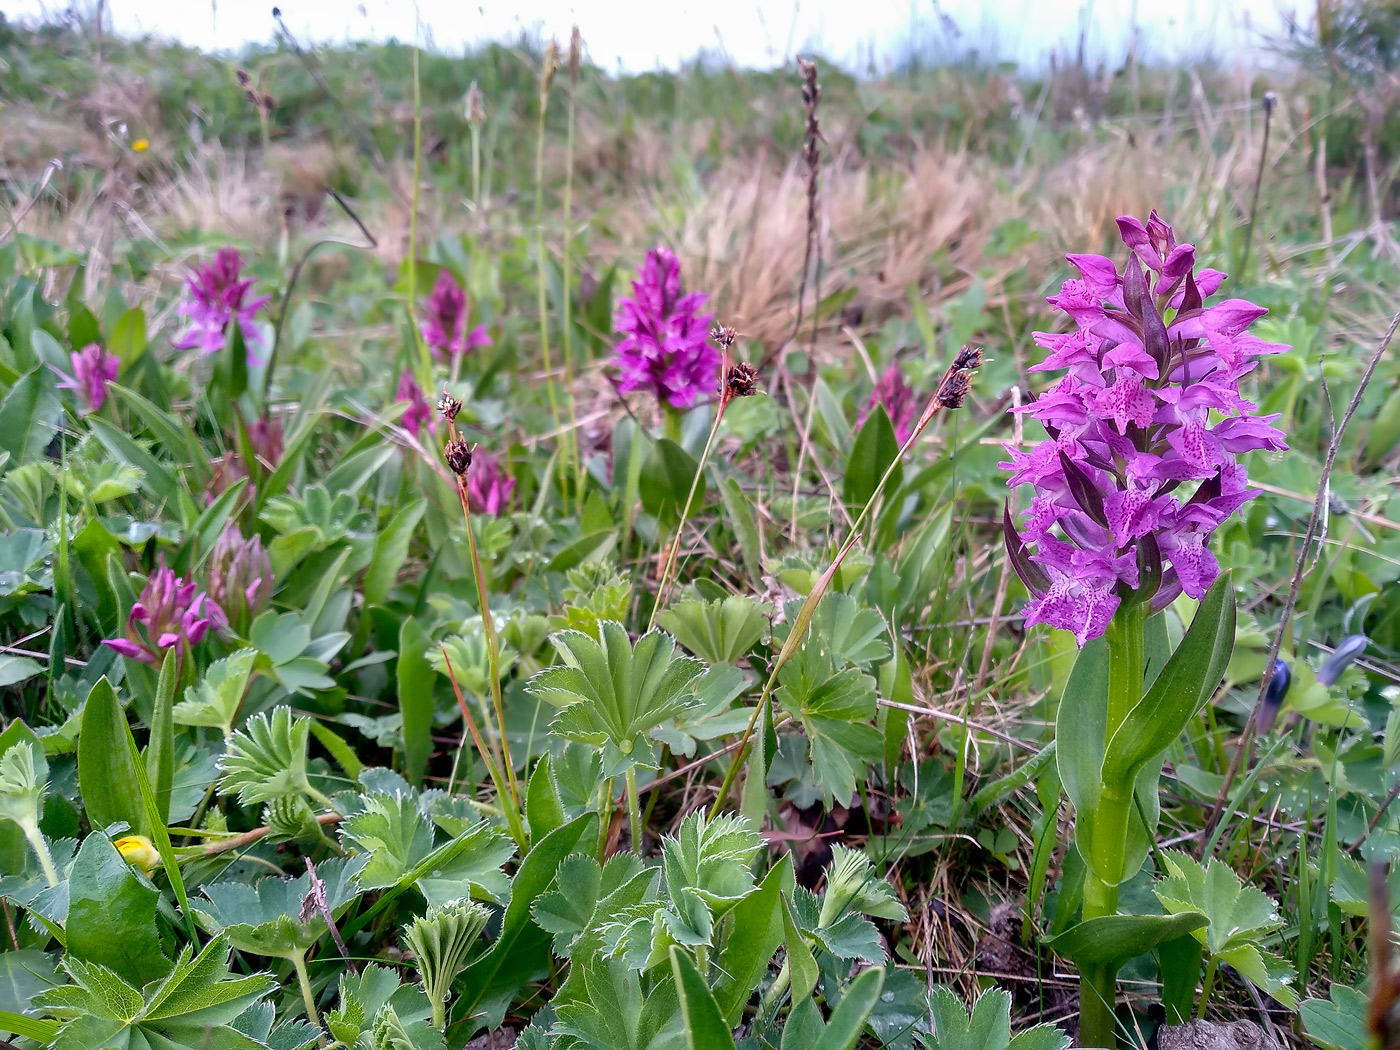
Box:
467, 452, 515, 516
55, 343, 120, 414
205, 523, 273, 633
1002, 210, 1289, 647
396, 370, 434, 438
612, 246, 717, 409
102, 559, 226, 664
859, 363, 917, 445
421, 269, 491, 360
172, 247, 271, 363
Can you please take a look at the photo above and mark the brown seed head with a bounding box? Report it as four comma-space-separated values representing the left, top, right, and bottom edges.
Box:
541, 40, 561, 99
953, 345, 983, 372
726, 362, 759, 399
710, 324, 738, 349
569, 25, 582, 85
236, 67, 251, 87
437, 390, 463, 423
261, 92, 276, 115
445, 438, 473, 477
464, 82, 486, 126
937, 372, 971, 410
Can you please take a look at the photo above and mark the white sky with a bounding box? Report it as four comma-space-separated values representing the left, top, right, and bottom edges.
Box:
8, 0, 1303, 73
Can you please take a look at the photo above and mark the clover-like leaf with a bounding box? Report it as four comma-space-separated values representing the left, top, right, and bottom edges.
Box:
402, 899, 490, 1030
661, 811, 761, 917
918, 986, 1070, 1050
656, 595, 768, 665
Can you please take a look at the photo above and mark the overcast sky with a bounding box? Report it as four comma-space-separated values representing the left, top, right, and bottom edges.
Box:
9, 0, 1303, 72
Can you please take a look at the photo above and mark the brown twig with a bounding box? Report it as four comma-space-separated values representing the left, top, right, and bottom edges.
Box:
201, 811, 341, 856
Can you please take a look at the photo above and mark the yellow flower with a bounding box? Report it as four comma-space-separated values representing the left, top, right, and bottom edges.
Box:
114, 834, 160, 875
132, 138, 149, 153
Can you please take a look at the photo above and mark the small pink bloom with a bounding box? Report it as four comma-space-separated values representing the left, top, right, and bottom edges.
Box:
55, 344, 120, 414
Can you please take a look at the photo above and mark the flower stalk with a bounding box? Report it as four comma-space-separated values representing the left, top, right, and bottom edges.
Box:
710, 347, 982, 817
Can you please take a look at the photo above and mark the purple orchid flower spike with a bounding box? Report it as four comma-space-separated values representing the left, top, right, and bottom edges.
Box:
1001, 212, 1289, 647
859, 363, 918, 446
103, 559, 227, 664
395, 371, 435, 438
421, 269, 491, 360
172, 247, 272, 363
55, 343, 120, 414
467, 451, 516, 516
612, 246, 717, 409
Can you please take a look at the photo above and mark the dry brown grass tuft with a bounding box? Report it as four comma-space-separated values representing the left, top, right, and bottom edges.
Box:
150, 145, 279, 242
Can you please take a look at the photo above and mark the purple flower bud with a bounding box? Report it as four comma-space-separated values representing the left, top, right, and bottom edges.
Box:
1257, 658, 1291, 733
1002, 211, 1290, 647
859, 363, 918, 446
395, 371, 435, 438
172, 247, 271, 364
421, 270, 492, 361
466, 451, 515, 516
206, 523, 273, 634
611, 246, 717, 409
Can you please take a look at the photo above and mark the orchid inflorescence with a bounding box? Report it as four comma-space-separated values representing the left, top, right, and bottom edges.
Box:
1002, 212, 1288, 647
421, 270, 491, 361
172, 247, 270, 362
612, 246, 717, 409
55, 343, 120, 414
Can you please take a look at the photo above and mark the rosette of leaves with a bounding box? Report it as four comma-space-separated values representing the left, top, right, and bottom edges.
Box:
217, 705, 336, 811
526, 622, 704, 774
917, 986, 1070, 1050
31, 937, 278, 1050
401, 899, 490, 1029
340, 770, 514, 907
325, 963, 441, 1050
1153, 850, 1299, 1011
191, 856, 367, 1022
597, 811, 762, 974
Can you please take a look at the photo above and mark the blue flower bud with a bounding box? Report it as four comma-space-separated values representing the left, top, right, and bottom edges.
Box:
1317, 634, 1369, 687
1257, 658, 1291, 733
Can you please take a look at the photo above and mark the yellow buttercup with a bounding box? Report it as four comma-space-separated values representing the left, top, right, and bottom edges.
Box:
114, 835, 161, 876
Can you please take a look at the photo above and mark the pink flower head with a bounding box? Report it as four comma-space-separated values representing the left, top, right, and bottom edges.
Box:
55, 343, 120, 414
395, 371, 434, 438
859, 363, 917, 445
612, 246, 717, 409
172, 247, 271, 363
467, 452, 515, 516
102, 559, 226, 664
421, 269, 491, 360
1002, 212, 1290, 646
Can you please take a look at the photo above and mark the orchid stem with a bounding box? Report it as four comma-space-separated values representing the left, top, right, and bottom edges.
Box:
649, 402, 725, 631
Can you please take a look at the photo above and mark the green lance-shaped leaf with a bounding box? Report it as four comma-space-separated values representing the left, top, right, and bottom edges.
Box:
1100, 573, 1236, 788
398, 616, 435, 789
844, 404, 902, 516
78, 676, 149, 837
1044, 911, 1208, 968
812, 965, 886, 1050
671, 946, 738, 1050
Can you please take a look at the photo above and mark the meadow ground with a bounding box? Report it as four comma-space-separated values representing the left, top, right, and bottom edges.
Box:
1, 9, 1399, 1050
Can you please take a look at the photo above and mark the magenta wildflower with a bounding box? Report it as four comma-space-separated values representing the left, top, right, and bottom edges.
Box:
102, 559, 226, 664
859, 363, 917, 445
172, 247, 271, 363
55, 343, 120, 414
421, 270, 491, 360
1002, 210, 1288, 647
205, 523, 272, 633
396, 371, 434, 438
467, 452, 515, 516
612, 246, 717, 409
